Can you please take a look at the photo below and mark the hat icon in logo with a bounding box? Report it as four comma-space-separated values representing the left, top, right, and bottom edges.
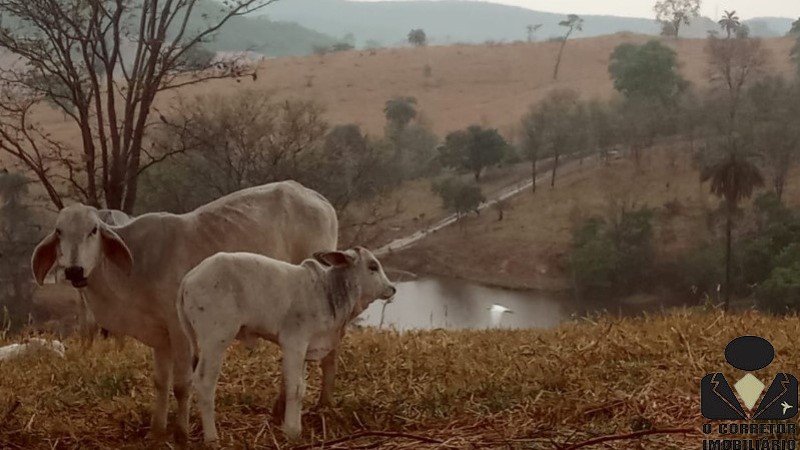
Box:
701, 336, 798, 420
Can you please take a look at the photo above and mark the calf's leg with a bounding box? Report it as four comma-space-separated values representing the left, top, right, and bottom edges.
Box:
281, 340, 309, 441
318, 349, 338, 407
194, 331, 236, 444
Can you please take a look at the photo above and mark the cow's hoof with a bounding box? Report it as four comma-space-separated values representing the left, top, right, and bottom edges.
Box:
316, 396, 333, 409
283, 424, 302, 442
146, 427, 168, 442
201, 440, 221, 450
174, 428, 190, 446
271, 402, 285, 424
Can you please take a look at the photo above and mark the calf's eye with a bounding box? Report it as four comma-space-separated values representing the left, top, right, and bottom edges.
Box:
89, 226, 98, 237
368, 264, 379, 272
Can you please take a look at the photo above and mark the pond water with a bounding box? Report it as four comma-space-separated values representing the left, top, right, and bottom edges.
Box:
357, 276, 571, 330
357, 276, 686, 330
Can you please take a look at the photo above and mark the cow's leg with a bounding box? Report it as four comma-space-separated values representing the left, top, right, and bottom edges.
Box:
171, 328, 194, 444
318, 348, 338, 407
271, 384, 286, 423
195, 332, 235, 444
281, 340, 309, 441
150, 346, 173, 439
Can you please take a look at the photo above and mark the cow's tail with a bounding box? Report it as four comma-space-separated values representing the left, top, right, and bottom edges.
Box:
176, 277, 200, 374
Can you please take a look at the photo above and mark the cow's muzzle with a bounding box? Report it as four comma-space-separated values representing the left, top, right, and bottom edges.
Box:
65, 266, 88, 288
382, 285, 397, 301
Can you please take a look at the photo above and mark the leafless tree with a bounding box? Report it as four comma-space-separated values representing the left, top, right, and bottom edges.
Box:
705, 35, 770, 123
0, 0, 277, 213
654, 0, 700, 39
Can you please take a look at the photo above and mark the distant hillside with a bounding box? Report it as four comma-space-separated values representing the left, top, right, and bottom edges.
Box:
260, 0, 793, 48
0, 1, 335, 58
205, 14, 335, 57
746, 17, 795, 36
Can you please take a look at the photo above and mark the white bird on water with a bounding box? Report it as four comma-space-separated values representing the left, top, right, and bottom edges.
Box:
488, 304, 513, 328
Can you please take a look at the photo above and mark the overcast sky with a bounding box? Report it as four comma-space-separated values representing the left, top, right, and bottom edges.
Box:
356, 0, 800, 20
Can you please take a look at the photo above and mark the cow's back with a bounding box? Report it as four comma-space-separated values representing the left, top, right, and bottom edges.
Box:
188, 181, 338, 262
116, 181, 337, 301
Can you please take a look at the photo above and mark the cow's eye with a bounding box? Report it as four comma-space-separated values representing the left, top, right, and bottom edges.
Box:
55, 228, 61, 236
368, 264, 379, 272
89, 227, 98, 237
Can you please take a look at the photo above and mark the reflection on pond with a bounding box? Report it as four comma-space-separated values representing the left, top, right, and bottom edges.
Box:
358, 276, 569, 330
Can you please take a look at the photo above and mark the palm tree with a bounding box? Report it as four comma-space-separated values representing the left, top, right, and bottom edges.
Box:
700, 150, 764, 310
718, 10, 740, 39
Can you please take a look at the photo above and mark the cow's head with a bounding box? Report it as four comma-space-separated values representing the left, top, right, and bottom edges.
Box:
31, 204, 133, 288
314, 247, 396, 316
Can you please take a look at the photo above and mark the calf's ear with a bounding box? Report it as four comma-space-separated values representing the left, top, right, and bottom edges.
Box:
31, 232, 59, 286
100, 226, 133, 275
313, 251, 355, 267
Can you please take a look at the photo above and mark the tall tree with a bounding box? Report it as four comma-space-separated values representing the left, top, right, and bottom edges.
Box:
718, 10, 741, 39
438, 125, 508, 181
654, 0, 701, 39
383, 96, 418, 132
521, 89, 586, 188
407, 29, 427, 47
552, 14, 583, 80
700, 151, 764, 310
742, 77, 800, 202
526, 24, 542, 43
608, 40, 688, 106
0, 0, 275, 213
705, 34, 769, 124
0, 171, 40, 325
790, 17, 800, 35
792, 19, 800, 76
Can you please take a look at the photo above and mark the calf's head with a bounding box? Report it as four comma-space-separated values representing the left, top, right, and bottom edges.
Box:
31, 204, 133, 288
314, 247, 396, 316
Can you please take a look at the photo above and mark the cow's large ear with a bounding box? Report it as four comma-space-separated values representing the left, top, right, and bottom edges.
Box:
313, 251, 355, 267
100, 226, 133, 275
31, 232, 59, 286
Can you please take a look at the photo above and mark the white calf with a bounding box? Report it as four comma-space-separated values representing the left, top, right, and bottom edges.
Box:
178, 247, 395, 443
0, 338, 66, 361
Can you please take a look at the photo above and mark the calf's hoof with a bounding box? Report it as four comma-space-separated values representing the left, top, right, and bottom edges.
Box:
201, 440, 221, 450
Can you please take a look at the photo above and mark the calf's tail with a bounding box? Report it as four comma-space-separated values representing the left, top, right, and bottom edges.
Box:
176, 277, 199, 373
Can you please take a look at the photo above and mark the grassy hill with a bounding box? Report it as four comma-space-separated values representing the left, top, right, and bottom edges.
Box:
261, 0, 795, 47
0, 309, 794, 448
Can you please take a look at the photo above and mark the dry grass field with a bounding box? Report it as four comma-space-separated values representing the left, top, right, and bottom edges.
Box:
3, 308, 798, 449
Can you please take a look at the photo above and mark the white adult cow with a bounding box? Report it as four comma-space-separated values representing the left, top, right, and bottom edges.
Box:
178, 247, 396, 443
30, 181, 338, 443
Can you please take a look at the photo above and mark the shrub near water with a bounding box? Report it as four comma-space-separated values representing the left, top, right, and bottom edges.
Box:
4, 310, 798, 449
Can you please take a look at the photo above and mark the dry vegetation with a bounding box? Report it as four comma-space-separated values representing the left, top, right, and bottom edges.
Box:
2, 309, 799, 449
387, 142, 800, 291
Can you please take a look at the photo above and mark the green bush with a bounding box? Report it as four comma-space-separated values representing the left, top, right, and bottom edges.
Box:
432, 177, 486, 217
757, 263, 800, 313
569, 207, 655, 299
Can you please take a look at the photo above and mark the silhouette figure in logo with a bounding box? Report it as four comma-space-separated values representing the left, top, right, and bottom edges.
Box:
701, 336, 798, 420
